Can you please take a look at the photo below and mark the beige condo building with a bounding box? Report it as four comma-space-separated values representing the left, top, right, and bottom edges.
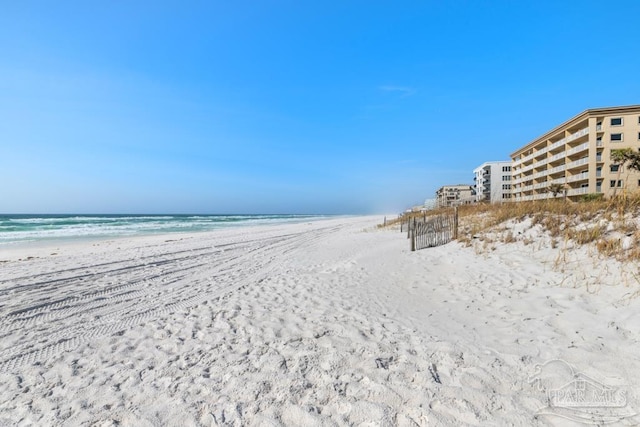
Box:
511, 105, 640, 202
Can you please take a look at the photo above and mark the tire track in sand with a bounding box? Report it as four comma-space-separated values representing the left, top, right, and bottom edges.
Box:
0, 225, 339, 372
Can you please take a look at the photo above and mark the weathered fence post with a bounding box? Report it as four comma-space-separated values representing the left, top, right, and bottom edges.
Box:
383, 216, 386, 226
410, 225, 415, 251
407, 217, 411, 239
453, 207, 459, 240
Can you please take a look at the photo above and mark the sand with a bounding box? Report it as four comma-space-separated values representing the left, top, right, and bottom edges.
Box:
1, 216, 639, 426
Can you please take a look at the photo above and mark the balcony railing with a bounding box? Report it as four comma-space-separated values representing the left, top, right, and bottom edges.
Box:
566, 157, 589, 169
567, 187, 589, 196
521, 163, 535, 173
566, 142, 589, 156
535, 158, 549, 167
566, 127, 589, 142
517, 175, 533, 184
548, 152, 566, 163
548, 138, 566, 151
567, 172, 589, 183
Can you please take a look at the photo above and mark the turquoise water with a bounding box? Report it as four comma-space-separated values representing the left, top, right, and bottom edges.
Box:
0, 214, 326, 245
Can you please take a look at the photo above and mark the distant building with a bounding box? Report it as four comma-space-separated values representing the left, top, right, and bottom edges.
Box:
423, 198, 438, 210
436, 184, 475, 207
473, 161, 512, 203
511, 105, 640, 201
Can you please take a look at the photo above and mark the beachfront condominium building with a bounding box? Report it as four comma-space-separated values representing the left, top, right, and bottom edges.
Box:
511, 105, 640, 202
436, 184, 475, 207
473, 161, 512, 203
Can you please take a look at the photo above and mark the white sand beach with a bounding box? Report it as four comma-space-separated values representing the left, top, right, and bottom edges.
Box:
1, 216, 639, 426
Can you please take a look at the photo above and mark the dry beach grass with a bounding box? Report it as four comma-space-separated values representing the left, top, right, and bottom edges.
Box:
396, 193, 640, 264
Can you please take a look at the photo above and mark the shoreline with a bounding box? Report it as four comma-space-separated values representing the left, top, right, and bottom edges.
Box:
0, 215, 354, 262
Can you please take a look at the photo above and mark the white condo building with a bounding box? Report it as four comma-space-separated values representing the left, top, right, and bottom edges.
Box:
423, 198, 438, 210
473, 161, 512, 203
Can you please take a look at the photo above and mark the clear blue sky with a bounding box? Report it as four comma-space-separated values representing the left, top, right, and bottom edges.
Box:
2, 1, 639, 214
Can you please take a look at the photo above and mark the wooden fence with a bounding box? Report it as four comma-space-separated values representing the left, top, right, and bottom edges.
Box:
400, 208, 458, 251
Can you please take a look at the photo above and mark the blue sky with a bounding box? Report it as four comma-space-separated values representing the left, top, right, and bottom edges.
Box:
1, 1, 640, 214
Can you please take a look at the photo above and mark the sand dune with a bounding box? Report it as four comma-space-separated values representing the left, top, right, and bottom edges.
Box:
1, 216, 639, 426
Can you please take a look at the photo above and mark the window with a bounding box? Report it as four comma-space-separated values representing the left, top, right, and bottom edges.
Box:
611, 133, 623, 142
502, 166, 511, 172
502, 193, 511, 199
502, 184, 511, 190
502, 175, 511, 181
638, 132, 640, 140
610, 180, 623, 188
611, 164, 622, 172
611, 117, 623, 126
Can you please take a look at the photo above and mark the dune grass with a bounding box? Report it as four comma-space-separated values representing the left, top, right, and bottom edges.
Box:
386, 193, 640, 262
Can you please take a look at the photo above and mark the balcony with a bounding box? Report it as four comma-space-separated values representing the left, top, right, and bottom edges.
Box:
566, 157, 589, 170
534, 149, 548, 159
549, 164, 566, 174
548, 138, 566, 151
521, 163, 535, 173
548, 152, 565, 163
567, 187, 589, 196
566, 127, 589, 142
518, 175, 534, 185
567, 172, 589, 183
535, 158, 549, 168
514, 153, 535, 166
566, 142, 589, 156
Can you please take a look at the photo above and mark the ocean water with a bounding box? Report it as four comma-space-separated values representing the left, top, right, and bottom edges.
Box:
0, 214, 326, 246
